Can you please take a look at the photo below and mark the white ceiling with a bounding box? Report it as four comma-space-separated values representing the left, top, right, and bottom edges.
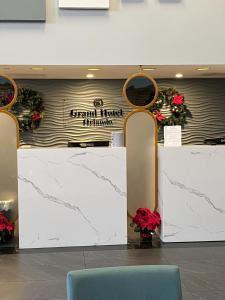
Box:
1, 65, 225, 79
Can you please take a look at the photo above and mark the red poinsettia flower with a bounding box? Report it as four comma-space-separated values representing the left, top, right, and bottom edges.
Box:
0, 212, 14, 233
31, 111, 41, 121
173, 95, 184, 105
0, 224, 6, 232
6, 224, 14, 232
132, 208, 161, 234
155, 111, 165, 122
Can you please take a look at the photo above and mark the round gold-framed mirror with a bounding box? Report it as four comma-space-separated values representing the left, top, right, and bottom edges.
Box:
123, 73, 158, 108
0, 74, 18, 110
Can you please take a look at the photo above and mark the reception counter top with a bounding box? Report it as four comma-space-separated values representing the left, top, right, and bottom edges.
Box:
18, 148, 127, 248
159, 145, 225, 242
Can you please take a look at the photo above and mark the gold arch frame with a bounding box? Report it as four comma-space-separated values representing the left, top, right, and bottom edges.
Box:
0, 110, 20, 148
124, 109, 158, 218
123, 72, 159, 109
0, 110, 20, 224
0, 73, 18, 111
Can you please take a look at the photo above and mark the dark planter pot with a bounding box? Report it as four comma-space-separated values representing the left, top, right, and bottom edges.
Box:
0, 230, 14, 244
141, 236, 152, 242
140, 235, 152, 248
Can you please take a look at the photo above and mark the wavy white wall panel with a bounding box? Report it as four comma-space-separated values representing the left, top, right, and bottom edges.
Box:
158, 79, 225, 145
17, 80, 132, 147
17, 79, 225, 147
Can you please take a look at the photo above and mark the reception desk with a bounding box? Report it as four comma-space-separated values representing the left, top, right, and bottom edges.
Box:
159, 145, 225, 242
18, 147, 127, 249
18, 144, 225, 247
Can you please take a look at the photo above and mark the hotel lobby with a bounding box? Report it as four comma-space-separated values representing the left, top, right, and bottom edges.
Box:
1, 0, 225, 300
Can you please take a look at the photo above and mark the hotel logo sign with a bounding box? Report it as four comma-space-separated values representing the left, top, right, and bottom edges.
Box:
93, 98, 103, 108
70, 99, 123, 127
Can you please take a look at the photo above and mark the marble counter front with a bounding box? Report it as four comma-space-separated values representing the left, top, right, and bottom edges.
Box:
18, 147, 127, 249
159, 145, 225, 242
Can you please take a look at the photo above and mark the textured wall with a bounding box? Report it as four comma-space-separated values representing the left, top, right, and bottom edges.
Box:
158, 79, 225, 144
17, 79, 225, 147
17, 79, 132, 147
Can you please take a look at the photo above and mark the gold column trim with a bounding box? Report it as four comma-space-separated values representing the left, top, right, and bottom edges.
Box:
0, 110, 20, 148
124, 109, 159, 217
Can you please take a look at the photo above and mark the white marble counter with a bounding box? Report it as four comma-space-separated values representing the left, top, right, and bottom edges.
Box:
18, 148, 127, 249
159, 145, 225, 242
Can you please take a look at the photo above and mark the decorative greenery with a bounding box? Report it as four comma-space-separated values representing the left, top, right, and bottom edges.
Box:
10, 88, 44, 131
150, 87, 191, 128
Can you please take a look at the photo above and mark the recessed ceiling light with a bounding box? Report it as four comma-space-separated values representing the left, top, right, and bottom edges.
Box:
88, 68, 100, 71
86, 73, 95, 79
143, 68, 156, 71
31, 67, 44, 71
196, 67, 209, 71
175, 73, 183, 78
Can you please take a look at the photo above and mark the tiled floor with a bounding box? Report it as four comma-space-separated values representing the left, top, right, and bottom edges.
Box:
1, 242, 225, 300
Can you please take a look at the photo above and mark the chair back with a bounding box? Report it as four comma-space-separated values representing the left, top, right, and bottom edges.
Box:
67, 265, 182, 300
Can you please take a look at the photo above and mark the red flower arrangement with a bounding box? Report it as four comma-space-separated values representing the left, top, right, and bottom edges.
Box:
0, 212, 14, 244
155, 111, 166, 122
31, 111, 42, 122
10, 88, 44, 132
150, 87, 191, 128
130, 208, 161, 239
172, 95, 184, 106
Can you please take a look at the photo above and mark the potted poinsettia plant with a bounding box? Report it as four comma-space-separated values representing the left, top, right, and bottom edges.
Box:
0, 212, 14, 244
130, 208, 161, 242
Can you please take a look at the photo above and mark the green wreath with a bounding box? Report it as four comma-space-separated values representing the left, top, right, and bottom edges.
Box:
10, 88, 44, 131
150, 87, 191, 128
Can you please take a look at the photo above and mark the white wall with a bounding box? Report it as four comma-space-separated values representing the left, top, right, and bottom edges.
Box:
0, 0, 225, 65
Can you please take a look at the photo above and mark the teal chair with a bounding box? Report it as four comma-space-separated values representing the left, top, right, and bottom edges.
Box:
67, 265, 182, 300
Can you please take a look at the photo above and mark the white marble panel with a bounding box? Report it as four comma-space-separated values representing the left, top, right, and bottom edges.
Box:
18, 148, 127, 248
159, 145, 225, 242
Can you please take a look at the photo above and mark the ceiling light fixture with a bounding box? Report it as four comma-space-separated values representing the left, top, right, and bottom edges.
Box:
86, 73, 95, 79
196, 67, 209, 71
175, 73, 183, 78
143, 68, 156, 71
88, 68, 100, 71
31, 67, 44, 71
